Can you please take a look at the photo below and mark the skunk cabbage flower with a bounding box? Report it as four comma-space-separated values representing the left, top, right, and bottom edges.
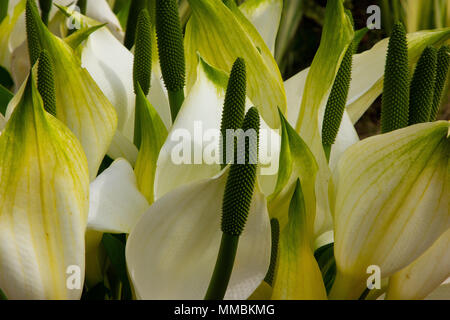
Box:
185, 0, 286, 129
386, 229, 450, 300
0, 73, 89, 299
2, 0, 449, 301
330, 121, 449, 299
6, 0, 117, 181
0, 0, 26, 72
1, 0, 122, 77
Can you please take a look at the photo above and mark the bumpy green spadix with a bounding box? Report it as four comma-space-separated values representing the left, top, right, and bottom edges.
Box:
37, 49, 56, 116
156, 0, 185, 121
26, 0, 42, 66
264, 218, 280, 286
205, 107, 260, 300
220, 57, 247, 168
322, 41, 353, 157
133, 9, 152, 96
409, 46, 437, 125
430, 45, 450, 121
38, 0, 52, 26
124, 0, 147, 50
221, 107, 260, 237
381, 22, 410, 133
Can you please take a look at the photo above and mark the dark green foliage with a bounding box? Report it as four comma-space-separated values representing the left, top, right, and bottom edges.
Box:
133, 9, 152, 96
430, 45, 450, 121
264, 218, 280, 286
409, 46, 437, 125
0, 66, 14, 89
322, 42, 353, 147
0, 0, 8, 24
381, 22, 410, 133
124, 0, 147, 50
101, 234, 132, 300
38, 0, 52, 25
76, 0, 87, 15
26, 0, 42, 66
0, 84, 13, 116
221, 108, 259, 237
37, 50, 56, 116
220, 58, 247, 168
156, 0, 185, 92
314, 243, 336, 295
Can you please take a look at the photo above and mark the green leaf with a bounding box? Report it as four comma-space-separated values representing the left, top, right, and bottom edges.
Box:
353, 27, 369, 53
18, 1, 118, 181
134, 85, 168, 204
238, 0, 283, 54
0, 0, 26, 71
0, 83, 13, 115
331, 121, 450, 300
271, 179, 327, 300
113, 0, 132, 29
294, 0, 354, 238
0, 65, 13, 88
81, 282, 111, 301
0, 73, 89, 299
0, 287, 7, 300
268, 110, 317, 233
64, 24, 107, 49
314, 243, 336, 294
102, 234, 132, 300
0, 0, 8, 24
185, 0, 286, 128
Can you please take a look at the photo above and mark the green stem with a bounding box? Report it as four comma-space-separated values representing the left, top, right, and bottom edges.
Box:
204, 233, 239, 300
124, 0, 147, 50
358, 288, 370, 300
323, 143, 331, 163
134, 95, 142, 148
39, 0, 52, 26
168, 89, 184, 122
0, 0, 9, 24
77, 0, 87, 15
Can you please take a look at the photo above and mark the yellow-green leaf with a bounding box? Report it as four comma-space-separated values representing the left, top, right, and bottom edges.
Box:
386, 229, 450, 300
294, 0, 354, 238
331, 121, 450, 300
0, 74, 89, 299
268, 111, 317, 234
134, 85, 168, 204
0, 0, 26, 72
19, 2, 117, 180
238, 0, 283, 54
271, 180, 327, 300
185, 0, 286, 128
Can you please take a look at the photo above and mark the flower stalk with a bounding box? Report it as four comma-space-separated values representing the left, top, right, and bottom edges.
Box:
38, 0, 52, 25
124, 0, 147, 50
205, 107, 260, 300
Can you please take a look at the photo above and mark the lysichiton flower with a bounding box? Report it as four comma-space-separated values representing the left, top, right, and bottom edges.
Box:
0, 71, 89, 299
0, 0, 449, 301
